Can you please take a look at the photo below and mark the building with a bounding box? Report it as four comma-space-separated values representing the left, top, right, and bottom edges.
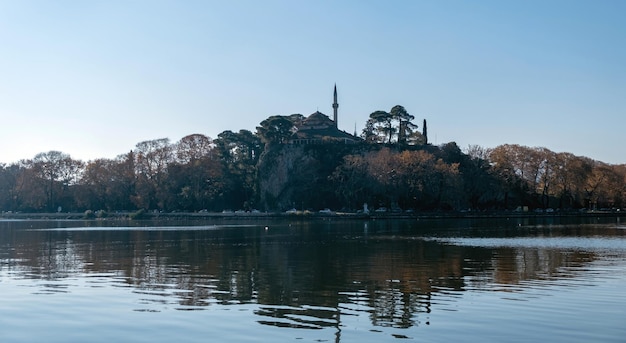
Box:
290, 85, 360, 145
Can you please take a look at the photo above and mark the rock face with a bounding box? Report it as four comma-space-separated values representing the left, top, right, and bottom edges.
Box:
257, 144, 308, 211
257, 143, 361, 211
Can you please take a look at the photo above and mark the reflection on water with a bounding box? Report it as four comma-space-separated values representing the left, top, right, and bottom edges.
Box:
1, 217, 626, 342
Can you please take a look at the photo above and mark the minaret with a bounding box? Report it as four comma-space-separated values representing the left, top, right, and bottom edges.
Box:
332, 84, 339, 128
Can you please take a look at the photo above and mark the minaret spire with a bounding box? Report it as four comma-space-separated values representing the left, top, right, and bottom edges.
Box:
332, 84, 339, 128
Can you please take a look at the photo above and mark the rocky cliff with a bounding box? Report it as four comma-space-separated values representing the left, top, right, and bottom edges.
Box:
257, 143, 363, 211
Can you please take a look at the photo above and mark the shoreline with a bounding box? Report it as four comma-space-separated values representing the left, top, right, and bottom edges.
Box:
1, 210, 624, 221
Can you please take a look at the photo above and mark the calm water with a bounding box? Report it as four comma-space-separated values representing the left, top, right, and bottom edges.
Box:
1, 216, 625, 342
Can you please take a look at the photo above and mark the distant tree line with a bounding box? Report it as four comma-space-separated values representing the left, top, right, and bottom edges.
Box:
1, 107, 624, 213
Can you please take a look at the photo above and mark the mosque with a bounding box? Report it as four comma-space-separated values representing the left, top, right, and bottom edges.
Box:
290, 85, 360, 145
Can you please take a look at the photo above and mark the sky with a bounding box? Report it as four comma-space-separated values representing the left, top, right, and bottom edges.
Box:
1, 0, 625, 165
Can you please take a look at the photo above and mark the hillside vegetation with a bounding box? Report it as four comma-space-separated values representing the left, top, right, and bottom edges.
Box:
1, 110, 624, 213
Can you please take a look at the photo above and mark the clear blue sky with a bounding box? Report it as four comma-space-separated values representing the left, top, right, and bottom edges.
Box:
1, 0, 624, 164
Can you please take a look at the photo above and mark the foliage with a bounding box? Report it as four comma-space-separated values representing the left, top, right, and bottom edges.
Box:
363, 105, 424, 145
331, 146, 462, 210
214, 130, 263, 210
0, 113, 624, 214
488, 144, 625, 209
256, 115, 296, 145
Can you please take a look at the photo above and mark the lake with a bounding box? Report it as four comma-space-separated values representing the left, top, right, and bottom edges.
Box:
1, 216, 625, 342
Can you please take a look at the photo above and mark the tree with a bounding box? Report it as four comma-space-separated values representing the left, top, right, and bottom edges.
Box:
330, 154, 370, 209
552, 152, 590, 209
487, 144, 605, 209
369, 110, 394, 143
111, 151, 137, 211
76, 154, 137, 211
535, 148, 556, 208
31, 151, 83, 211
583, 160, 621, 209
256, 115, 295, 145
361, 118, 378, 143
366, 106, 422, 145
78, 158, 115, 210
133, 138, 173, 210
286, 113, 306, 130
331, 147, 463, 211
215, 130, 263, 209
390, 105, 417, 145
611, 164, 626, 208
166, 133, 222, 210
489, 145, 528, 209
175, 134, 214, 164
462, 145, 499, 210
0, 164, 15, 211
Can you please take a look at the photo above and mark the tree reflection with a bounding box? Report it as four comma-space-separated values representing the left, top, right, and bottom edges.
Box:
0, 219, 621, 332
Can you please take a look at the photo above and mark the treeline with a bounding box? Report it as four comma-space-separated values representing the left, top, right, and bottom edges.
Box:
0, 110, 624, 213
259, 141, 625, 212
0, 131, 262, 213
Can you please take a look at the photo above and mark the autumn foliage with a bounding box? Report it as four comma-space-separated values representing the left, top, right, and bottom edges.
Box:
0, 118, 624, 213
